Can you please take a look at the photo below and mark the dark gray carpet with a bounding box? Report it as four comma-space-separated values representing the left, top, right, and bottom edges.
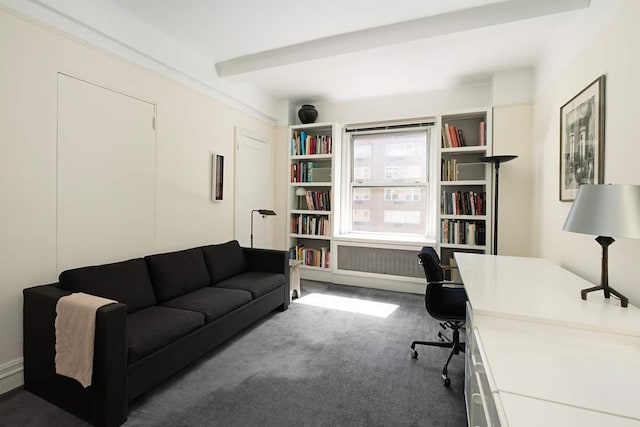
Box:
0, 281, 466, 426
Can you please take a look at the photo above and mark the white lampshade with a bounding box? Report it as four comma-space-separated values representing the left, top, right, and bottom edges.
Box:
563, 184, 640, 238
295, 187, 307, 196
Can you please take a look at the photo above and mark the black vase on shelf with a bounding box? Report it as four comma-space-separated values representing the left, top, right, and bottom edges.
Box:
298, 104, 318, 124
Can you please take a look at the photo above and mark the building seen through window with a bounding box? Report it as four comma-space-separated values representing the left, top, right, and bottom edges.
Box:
350, 130, 429, 236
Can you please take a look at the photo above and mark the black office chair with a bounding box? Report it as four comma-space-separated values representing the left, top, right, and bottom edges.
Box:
410, 246, 466, 387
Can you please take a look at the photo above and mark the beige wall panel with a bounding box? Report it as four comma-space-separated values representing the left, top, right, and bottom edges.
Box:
493, 104, 533, 257
0, 8, 275, 376
57, 75, 156, 271
532, 0, 640, 305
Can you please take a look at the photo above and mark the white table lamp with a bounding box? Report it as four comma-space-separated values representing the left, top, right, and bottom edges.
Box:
563, 184, 640, 307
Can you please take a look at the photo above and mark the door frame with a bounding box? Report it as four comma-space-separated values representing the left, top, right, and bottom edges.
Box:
234, 127, 270, 245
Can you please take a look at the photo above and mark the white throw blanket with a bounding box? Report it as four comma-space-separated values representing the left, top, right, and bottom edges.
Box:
55, 292, 117, 388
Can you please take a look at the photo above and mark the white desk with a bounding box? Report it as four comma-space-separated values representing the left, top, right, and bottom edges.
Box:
456, 253, 640, 427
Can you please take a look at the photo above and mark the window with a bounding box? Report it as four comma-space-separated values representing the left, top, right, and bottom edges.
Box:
353, 166, 371, 180
346, 128, 430, 237
384, 187, 422, 201
354, 144, 372, 159
353, 188, 371, 201
384, 210, 421, 224
353, 209, 371, 223
384, 165, 421, 179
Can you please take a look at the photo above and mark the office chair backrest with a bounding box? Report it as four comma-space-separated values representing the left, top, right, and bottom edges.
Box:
418, 246, 466, 321
418, 246, 443, 283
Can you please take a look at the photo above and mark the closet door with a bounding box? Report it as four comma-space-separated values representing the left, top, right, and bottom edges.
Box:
57, 74, 156, 272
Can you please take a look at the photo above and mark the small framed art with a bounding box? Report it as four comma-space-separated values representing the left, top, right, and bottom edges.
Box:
211, 153, 224, 201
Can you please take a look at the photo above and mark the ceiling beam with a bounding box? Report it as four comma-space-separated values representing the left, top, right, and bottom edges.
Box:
215, 0, 590, 77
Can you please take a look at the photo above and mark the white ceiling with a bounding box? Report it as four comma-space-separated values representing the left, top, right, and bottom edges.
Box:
108, 0, 591, 103
22, 0, 592, 107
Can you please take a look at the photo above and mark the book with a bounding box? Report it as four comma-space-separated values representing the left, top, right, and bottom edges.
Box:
457, 129, 465, 146
442, 125, 452, 148
448, 125, 459, 148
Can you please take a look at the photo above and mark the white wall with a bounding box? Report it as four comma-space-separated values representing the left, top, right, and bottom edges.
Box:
532, 0, 640, 304
307, 83, 492, 125
0, 8, 275, 392
493, 104, 533, 256
492, 70, 534, 107
0, 0, 289, 125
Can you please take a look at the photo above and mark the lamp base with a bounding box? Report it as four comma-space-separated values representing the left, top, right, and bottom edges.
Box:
580, 284, 629, 308
580, 236, 628, 308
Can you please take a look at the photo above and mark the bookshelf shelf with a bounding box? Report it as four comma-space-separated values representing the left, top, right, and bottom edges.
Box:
289, 233, 331, 240
440, 180, 486, 186
291, 209, 331, 215
439, 109, 492, 262
287, 122, 340, 277
289, 182, 332, 187
441, 146, 488, 154
441, 214, 487, 220
291, 154, 333, 160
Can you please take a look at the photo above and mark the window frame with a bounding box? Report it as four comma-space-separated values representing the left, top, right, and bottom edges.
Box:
340, 126, 436, 240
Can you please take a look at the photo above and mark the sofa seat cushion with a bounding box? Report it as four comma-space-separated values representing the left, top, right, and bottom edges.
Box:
127, 306, 205, 364
161, 287, 252, 323
145, 248, 210, 302
202, 240, 249, 284
59, 258, 156, 314
213, 271, 285, 299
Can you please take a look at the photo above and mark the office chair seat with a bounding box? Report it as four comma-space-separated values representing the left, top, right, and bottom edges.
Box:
411, 246, 467, 387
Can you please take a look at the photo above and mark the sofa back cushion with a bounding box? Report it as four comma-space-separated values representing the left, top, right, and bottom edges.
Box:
59, 258, 156, 314
202, 240, 249, 284
145, 248, 210, 302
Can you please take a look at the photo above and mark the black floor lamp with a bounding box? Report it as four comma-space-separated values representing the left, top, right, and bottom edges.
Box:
250, 209, 276, 248
479, 155, 517, 255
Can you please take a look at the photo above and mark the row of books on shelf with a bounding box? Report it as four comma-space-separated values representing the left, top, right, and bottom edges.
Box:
299, 190, 331, 211
441, 121, 485, 148
442, 124, 466, 148
441, 158, 459, 181
289, 245, 330, 269
291, 214, 331, 236
441, 219, 486, 246
291, 131, 332, 156
441, 190, 486, 215
291, 161, 330, 183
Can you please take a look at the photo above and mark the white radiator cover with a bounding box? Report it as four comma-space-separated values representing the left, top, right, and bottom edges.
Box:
336, 244, 423, 279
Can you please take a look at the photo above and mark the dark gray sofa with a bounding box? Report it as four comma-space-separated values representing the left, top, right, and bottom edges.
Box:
22, 240, 289, 427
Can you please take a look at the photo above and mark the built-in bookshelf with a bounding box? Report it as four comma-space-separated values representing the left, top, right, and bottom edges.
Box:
438, 109, 492, 274
287, 123, 340, 279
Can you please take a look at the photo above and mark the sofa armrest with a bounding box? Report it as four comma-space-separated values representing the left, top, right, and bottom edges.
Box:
243, 247, 288, 274
23, 284, 128, 427
242, 247, 290, 308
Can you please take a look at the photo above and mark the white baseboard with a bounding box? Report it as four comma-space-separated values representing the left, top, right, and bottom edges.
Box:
0, 358, 24, 395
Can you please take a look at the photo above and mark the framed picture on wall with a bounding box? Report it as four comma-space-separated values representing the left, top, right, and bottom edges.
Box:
559, 75, 605, 201
211, 153, 224, 201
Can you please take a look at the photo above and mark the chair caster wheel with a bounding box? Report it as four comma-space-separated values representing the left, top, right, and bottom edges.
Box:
410, 349, 418, 359
443, 378, 451, 387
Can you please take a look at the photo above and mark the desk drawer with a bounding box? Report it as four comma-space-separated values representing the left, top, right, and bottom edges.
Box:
467, 329, 502, 427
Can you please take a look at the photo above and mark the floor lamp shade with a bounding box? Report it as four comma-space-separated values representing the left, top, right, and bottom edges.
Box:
563, 184, 640, 307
